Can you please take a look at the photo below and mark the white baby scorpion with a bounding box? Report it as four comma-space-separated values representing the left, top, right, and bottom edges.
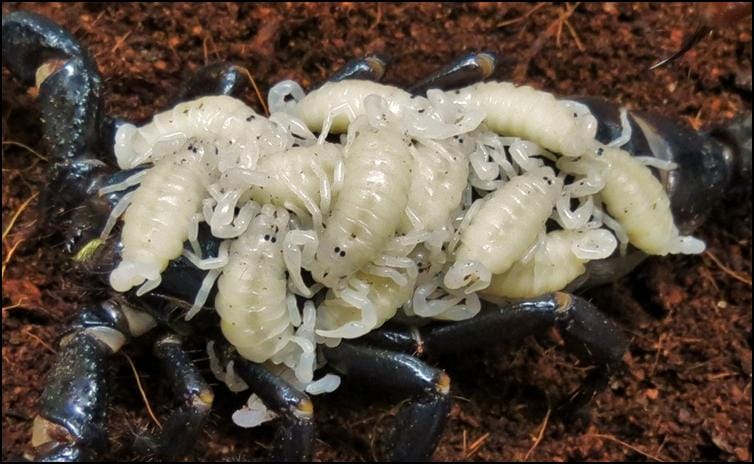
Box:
399, 137, 470, 234
450, 81, 600, 158
444, 167, 563, 293
214, 204, 304, 364
481, 228, 618, 300
221, 142, 343, 230
308, 124, 413, 290
316, 270, 417, 340
114, 95, 288, 171
109, 141, 219, 294
269, 79, 484, 140
599, 147, 705, 255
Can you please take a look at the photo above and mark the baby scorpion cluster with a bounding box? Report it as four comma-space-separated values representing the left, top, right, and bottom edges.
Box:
105, 73, 705, 425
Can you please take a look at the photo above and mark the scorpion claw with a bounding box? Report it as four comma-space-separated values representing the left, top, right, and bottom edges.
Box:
2, 11, 95, 84
2, 11, 104, 164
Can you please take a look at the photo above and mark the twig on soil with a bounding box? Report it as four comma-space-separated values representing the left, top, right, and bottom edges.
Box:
2, 239, 24, 282
496, 3, 547, 28
563, 15, 585, 52
654, 434, 669, 458
3, 192, 39, 240
2, 140, 48, 162
121, 352, 163, 430
237, 67, 270, 117
464, 432, 490, 459
1, 299, 25, 312
588, 433, 666, 461
707, 371, 737, 380
703, 250, 752, 286
370, 399, 409, 461
368, 4, 382, 32
111, 31, 132, 53
524, 406, 551, 461
513, 2, 582, 81
21, 326, 56, 354
649, 333, 667, 377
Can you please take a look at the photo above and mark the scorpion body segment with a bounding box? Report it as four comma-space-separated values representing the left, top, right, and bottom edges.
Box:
310, 126, 413, 289
215, 205, 294, 364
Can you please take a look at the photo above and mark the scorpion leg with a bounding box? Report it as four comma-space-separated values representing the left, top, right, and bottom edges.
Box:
28, 299, 157, 461
364, 292, 627, 415
221, 351, 315, 461
171, 62, 252, 103
133, 334, 214, 459
327, 53, 389, 83
408, 51, 498, 95
322, 342, 451, 462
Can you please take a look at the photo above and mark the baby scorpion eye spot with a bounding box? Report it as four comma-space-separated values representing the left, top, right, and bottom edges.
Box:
264, 234, 271, 241
339, 250, 346, 257
334, 246, 341, 253
271, 237, 277, 243
597, 148, 605, 156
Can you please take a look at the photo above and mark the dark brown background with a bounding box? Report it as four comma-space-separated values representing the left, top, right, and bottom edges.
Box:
2, 3, 751, 461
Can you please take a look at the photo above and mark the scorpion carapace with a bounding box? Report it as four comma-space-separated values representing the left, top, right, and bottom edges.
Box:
3, 9, 751, 463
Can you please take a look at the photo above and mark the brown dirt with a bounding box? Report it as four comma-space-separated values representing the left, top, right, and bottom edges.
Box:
2, 2, 751, 462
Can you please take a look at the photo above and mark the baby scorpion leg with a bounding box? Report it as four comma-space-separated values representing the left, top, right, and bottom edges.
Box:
215, 346, 315, 461
321, 343, 451, 462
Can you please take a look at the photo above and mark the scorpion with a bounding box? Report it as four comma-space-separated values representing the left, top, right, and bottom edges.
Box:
2, 8, 751, 462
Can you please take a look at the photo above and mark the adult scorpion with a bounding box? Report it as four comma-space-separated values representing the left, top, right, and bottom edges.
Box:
2, 7, 751, 462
